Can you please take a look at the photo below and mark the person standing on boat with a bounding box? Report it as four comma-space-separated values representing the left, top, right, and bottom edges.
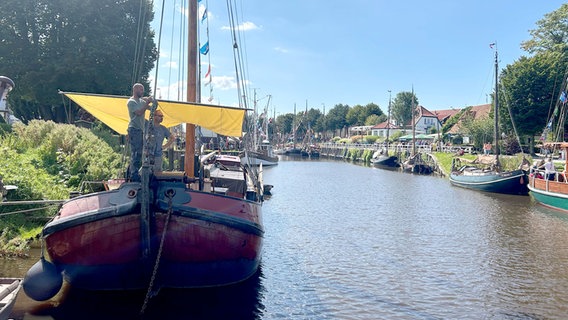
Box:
542, 157, 557, 181
150, 109, 176, 172
127, 83, 153, 182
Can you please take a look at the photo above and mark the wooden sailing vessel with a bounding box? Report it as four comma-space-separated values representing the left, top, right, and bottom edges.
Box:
241, 92, 278, 166
528, 66, 568, 209
401, 90, 433, 174
371, 91, 399, 168
23, 1, 263, 302
449, 49, 528, 195
528, 143, 568, 211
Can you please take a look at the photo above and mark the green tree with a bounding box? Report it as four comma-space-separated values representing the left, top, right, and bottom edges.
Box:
346, 104, 365, 126
363, 103, 384, 119
275, 113, 294, 135
521, 4, 568, 54
500, 51, 568, 145
460, 116, 493, 150
0, 0, 157, 123
325, 104, 350, 137
364, 114, 386, 126
306, 108, 323, 132
391, 91, 418, 127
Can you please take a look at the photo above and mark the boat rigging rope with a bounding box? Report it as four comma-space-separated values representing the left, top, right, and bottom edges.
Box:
0, 205, 56, 217
226, 0, 250, 109
140, 189, 175, 315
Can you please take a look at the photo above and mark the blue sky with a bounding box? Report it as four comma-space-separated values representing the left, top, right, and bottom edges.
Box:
151, 1, 566, 117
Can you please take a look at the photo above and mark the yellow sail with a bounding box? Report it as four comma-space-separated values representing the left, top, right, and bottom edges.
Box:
63, 92, 246, 137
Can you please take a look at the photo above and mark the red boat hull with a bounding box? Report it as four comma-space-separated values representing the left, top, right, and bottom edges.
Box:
41, 181, 263, 290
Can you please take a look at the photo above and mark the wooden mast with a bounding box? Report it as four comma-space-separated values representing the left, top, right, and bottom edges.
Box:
386, 90, 391, 156
185, 0, 197, 177
493, 49, 501, 169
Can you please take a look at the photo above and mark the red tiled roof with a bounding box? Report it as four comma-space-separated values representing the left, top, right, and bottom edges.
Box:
447, 103, 492, 134
432, 109, 461, 122
371, 121, 400, 129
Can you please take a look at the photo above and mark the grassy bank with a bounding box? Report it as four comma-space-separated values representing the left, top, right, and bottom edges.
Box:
0, 120, 123, 256
432, 152, 533, 177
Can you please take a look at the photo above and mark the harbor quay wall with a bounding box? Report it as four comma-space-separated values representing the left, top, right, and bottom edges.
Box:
318, 143, 474, 176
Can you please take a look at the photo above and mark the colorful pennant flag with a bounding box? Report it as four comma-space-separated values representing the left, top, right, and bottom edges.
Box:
201, 9, 208, 22
560, 91, 567, 104
205, 65, 211, 78
200, 41, 209, 55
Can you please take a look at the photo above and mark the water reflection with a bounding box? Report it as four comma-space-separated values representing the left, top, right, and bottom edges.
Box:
6, 158, 568, 319
16, 266, 264, 320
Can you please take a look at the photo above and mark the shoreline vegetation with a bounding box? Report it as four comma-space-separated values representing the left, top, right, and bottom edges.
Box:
0, 120, 123, 257
0, 120, 533, 257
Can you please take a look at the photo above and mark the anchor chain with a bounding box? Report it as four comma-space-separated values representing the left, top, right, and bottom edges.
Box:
140, 189, 175, 315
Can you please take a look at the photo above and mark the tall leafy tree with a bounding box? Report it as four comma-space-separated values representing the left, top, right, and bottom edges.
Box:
325, 104, 350, 137
363, 102, 384, 120
521, 3, 568, 54
346, 104, 365, 126
391, 91, 418, 128
500, 51, 568, 143
275, 113, 294, 136
365, 114, 386, 126
500, 4, 568, 152
306, 108, 323, 132
0, 0, 157, 123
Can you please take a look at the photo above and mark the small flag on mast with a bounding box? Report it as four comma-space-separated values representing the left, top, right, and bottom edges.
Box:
200, 41, 209, 55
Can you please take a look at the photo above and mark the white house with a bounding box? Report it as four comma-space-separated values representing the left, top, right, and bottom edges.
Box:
411, 105, 442, 134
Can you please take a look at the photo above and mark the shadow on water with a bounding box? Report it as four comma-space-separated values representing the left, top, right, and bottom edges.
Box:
17, 266, 265, 320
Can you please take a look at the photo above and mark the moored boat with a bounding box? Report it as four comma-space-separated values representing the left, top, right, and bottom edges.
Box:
22, 0, 264, 303
451, 156, 528, 195
528, 144, 568, 211
241, 140, 279, 166
449, 48, 528, 194
371, 91, 400, 169
0, 278, 21, 320
370, 149, 399, 169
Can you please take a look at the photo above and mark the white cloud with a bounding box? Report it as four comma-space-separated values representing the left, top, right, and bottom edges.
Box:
209, 75, 237, 90
274, 47, 289, 54
164, 61, 178, 69
221, 21, 260, 31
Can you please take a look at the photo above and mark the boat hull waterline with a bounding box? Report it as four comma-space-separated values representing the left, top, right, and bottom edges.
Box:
450, 169, 528, 195
528, 174, 568, 211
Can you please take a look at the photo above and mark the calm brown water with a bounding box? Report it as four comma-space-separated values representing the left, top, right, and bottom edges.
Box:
3, 157, 568, 319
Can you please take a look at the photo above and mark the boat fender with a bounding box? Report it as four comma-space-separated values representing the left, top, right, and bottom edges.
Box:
22, 257, 63, 301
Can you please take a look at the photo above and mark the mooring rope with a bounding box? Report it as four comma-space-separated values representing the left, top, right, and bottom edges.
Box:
140, 189, 175, 315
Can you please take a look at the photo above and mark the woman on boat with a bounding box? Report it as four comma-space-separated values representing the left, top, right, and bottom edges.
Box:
542, 157, 557, 180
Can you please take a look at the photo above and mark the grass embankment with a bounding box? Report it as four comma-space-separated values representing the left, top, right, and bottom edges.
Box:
432, 152, 533, 177
0, 120, 123, 257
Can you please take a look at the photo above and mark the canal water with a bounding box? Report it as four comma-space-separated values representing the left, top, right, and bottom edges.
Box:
4, 156, 568, 319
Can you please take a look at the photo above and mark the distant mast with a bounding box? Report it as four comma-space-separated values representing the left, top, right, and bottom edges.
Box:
493, 47, 500, 169
386, 90, 391, 156
411, 87, 416, 156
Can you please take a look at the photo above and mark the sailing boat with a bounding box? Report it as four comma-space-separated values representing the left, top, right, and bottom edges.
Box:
371, 91, 399, 168
22, 1, 264, 302
241, 91, 278, 166
449, 49, 528, 195
527, 67, 568, 209
284, 103, 302, 155
401, 90, 433, 174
